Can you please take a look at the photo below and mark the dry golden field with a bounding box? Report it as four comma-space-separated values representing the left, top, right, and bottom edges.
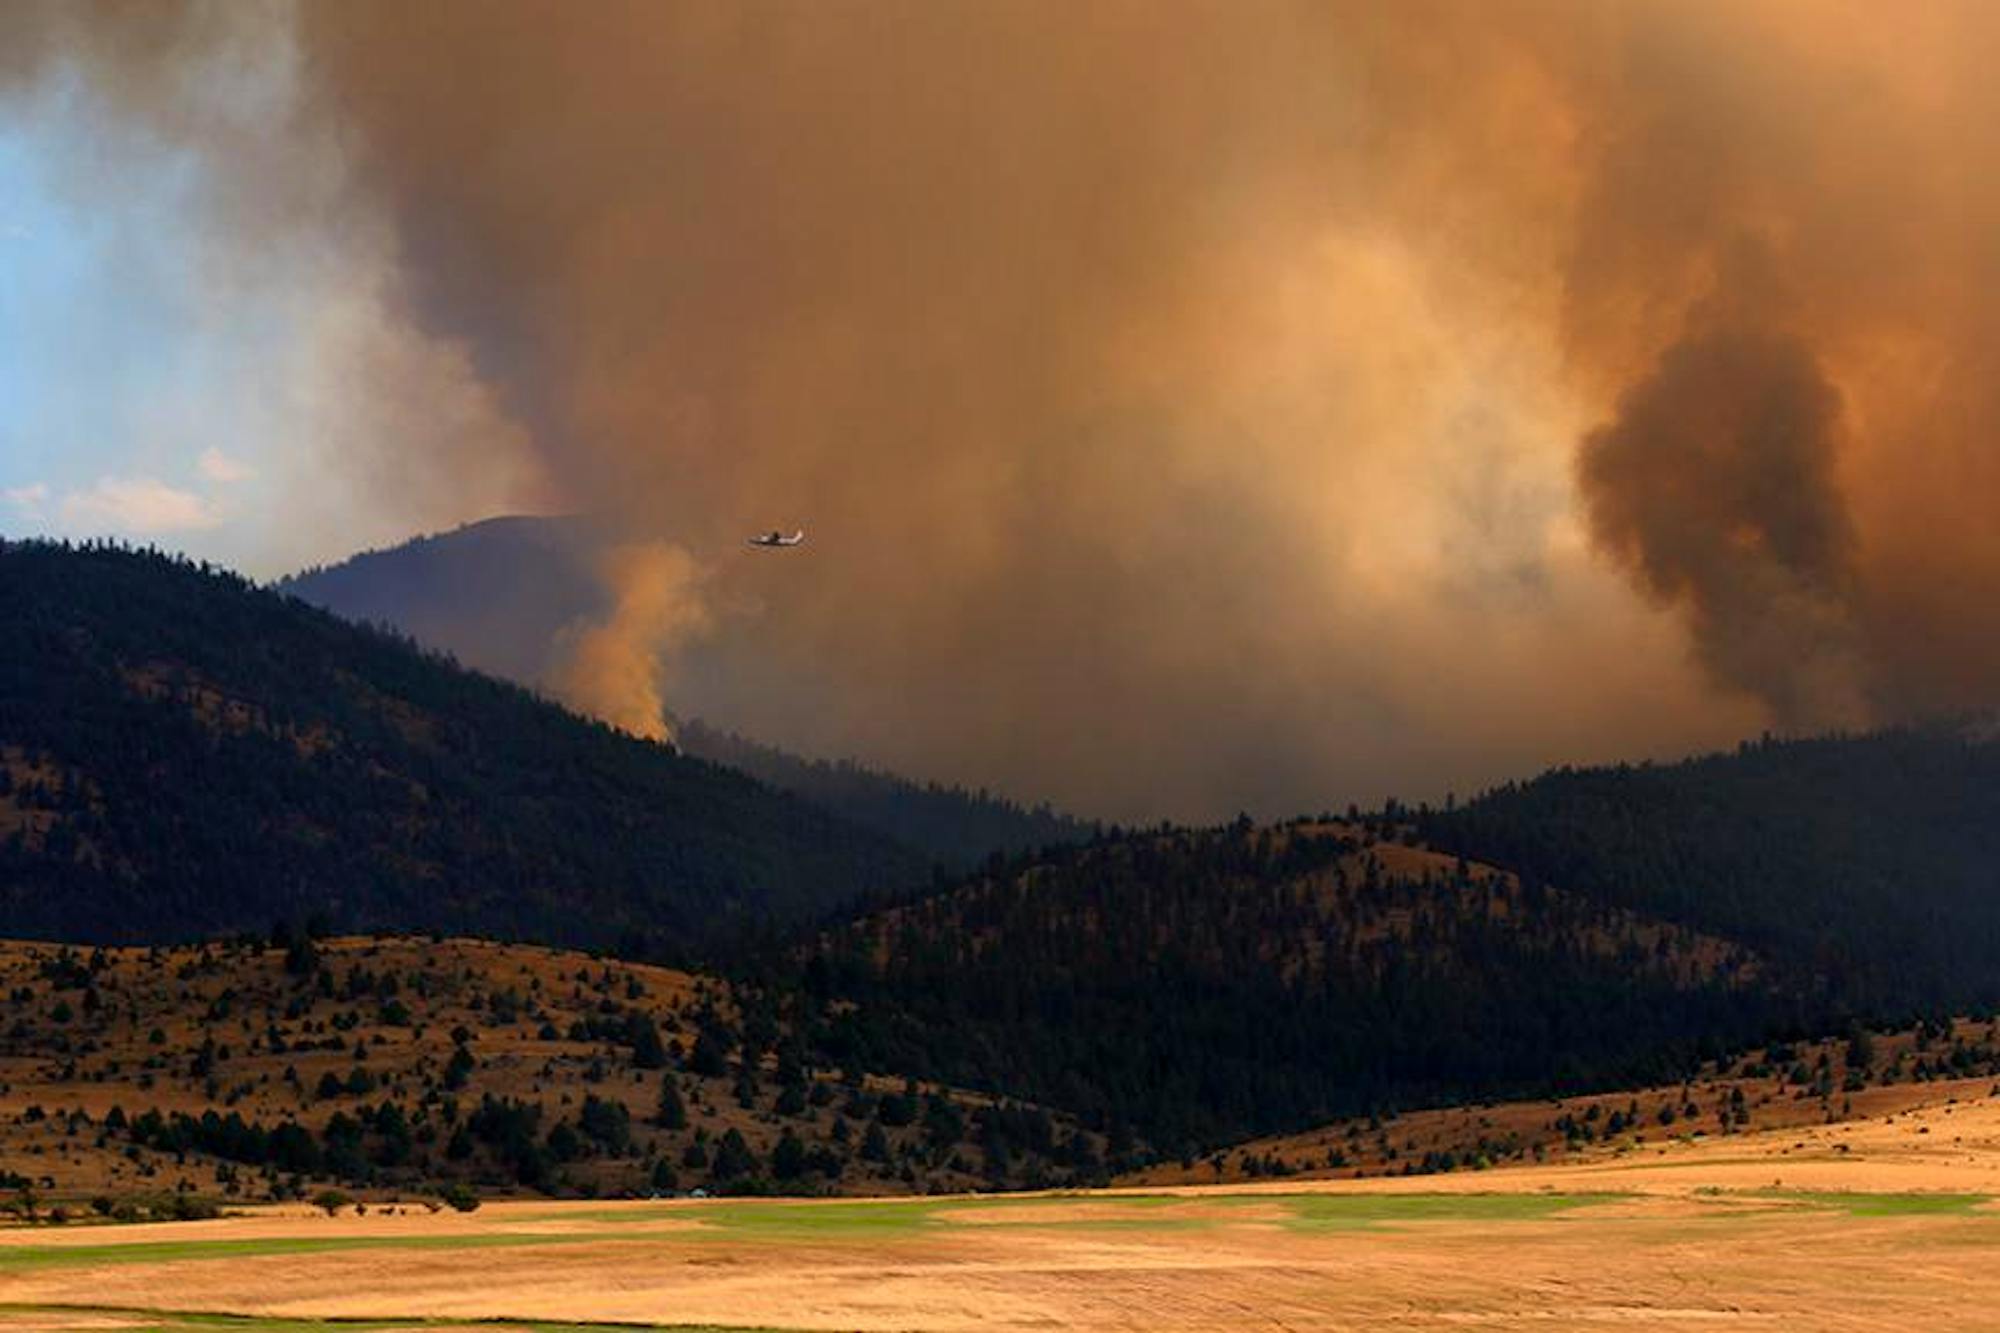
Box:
8, 1086, 2000, 1330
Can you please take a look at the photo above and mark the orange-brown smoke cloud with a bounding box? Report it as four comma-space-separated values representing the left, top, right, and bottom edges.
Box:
553, 542, 711, 744
14, 0, 2000, 818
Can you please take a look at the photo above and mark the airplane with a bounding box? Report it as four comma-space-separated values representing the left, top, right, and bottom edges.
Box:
746, 529, 805, 549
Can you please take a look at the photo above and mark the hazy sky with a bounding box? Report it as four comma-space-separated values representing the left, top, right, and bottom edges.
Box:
0, 13, 543, 572
3, 1, 1994, 821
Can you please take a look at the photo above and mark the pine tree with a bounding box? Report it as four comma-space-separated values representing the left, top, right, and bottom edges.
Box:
654, 1076, 688, 1130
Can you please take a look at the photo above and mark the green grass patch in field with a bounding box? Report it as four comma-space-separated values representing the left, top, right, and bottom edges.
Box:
559, 1192, 1210, 1239
1277, 1192, 1620, 1231
1753, 1190, 1991, 1217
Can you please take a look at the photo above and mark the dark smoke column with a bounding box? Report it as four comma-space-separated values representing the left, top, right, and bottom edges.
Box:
1578, 308, 1867, 730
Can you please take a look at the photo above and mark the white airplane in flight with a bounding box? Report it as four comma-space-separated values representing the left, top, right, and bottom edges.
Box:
746, 529, 806, 549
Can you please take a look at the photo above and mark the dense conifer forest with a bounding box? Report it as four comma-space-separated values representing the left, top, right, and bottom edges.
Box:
770, 821, 1786, 1156
1415, 730, 2000, 1016
0, 541, 920, 951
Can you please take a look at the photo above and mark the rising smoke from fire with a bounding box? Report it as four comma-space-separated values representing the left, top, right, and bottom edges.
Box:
553, 542, 711, 745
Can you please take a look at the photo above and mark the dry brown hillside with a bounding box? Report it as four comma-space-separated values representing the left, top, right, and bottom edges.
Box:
0, 935, 1099, 1211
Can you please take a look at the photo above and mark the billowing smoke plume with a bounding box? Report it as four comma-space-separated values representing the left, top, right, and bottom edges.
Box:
11, 0, 2000, 818
1579, 298, 1865, 728
553, 543, 711, 744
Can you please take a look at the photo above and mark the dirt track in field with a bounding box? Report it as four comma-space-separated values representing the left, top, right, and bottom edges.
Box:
9, 1090, 2000, 1330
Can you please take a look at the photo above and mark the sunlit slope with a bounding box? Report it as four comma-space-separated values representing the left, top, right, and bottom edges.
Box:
0, 934, 1104, 1202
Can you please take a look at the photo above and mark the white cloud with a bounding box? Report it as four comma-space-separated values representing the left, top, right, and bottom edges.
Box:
2, 482, 50, 515
197, 447, 253, 483
58, 476, 223, 534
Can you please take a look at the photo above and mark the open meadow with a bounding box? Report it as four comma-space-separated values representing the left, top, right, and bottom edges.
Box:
9, 1086, 2000, 1331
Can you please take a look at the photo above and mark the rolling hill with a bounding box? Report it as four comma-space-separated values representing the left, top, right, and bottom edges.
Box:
0, 933, 1106, 1205
0, 540, 920, 951
775, 819, 1785, 1155
770, 728, 2000, 1159
276, 516, 1096, 869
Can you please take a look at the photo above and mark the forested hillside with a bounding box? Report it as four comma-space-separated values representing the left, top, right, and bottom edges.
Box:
676, 721, 1092, 870
781, 728, 2000, 1157
279, 516, 1096, 868
15, 537, 2000, 1180
1415, 729, 2000, 1016
775, 820, 1782, 1156
0, 541, 920, 950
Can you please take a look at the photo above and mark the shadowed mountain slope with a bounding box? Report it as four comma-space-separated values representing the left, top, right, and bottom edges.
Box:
1415, 728, 2000, 1016
0, 540, 920, 951
275, 515, 602, 688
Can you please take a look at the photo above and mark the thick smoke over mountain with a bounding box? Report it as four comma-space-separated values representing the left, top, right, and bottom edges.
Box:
8, 0, 2000, 818
1579, 306, 1864, 730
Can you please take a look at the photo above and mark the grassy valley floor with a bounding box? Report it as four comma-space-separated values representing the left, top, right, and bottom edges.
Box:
9, 1091, 2000, 1330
